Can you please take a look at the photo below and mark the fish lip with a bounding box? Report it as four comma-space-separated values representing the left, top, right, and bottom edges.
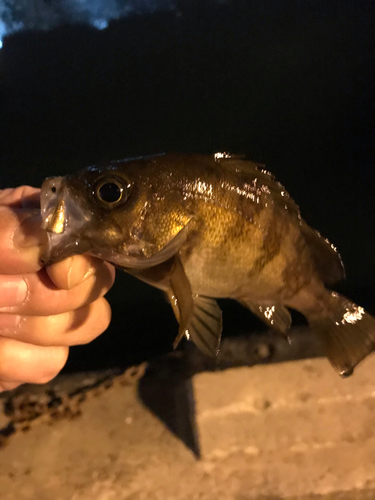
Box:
38, 233, 64, 266
40, 177, 65, 229
39, 176, 93, 265
39, 177, 64, 264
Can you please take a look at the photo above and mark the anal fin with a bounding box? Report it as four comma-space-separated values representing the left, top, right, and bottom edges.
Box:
241, 299, 292, 335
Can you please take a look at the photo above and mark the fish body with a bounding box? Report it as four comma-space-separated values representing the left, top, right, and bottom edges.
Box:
40, 153, 375, 376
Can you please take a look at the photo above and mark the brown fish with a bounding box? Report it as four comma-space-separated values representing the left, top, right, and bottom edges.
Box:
40, 153, 375, 376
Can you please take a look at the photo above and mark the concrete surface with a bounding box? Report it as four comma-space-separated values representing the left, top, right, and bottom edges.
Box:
1, 355, 375, 499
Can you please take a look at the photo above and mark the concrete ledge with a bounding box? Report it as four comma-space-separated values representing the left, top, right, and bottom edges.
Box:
1, 355, 375, 499
195, 356, 375, 497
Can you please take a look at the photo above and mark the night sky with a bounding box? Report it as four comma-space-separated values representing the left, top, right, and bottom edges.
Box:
1, 0, 374, 371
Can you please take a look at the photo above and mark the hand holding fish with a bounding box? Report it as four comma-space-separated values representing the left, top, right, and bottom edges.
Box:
0, 186, 115, 391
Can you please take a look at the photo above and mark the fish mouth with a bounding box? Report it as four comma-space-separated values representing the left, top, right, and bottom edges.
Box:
40, 177, 92, 265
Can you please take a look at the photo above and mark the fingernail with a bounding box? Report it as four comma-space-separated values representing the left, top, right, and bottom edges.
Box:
66, 257, 75, 289
13, 213, 48, 249
82, 259, 96, 281
0, 276, 28, 309
69, 257, 95, 289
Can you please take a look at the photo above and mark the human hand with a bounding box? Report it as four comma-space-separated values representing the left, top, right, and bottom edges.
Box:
0, 186, 115, 391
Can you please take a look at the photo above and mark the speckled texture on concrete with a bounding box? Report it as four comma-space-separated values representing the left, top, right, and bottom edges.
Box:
1, 355, 375, 500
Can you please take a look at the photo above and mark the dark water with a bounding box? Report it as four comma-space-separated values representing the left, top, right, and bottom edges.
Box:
1, 0, 374, 371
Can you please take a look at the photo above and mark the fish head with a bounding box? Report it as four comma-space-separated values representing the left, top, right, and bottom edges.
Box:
40, 164, 138, 266
40, 157, 194, 268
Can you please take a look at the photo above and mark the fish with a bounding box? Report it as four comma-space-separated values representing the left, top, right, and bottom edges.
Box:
40, 152, 375, 377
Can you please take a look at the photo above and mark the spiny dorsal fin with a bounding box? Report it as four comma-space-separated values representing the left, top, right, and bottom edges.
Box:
221, 156, 344, 286
219, 156, 302, 218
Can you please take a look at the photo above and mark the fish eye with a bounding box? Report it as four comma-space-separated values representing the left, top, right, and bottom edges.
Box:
95, 179, 125, 205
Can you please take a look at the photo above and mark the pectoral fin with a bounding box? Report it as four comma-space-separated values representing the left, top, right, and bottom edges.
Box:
124, 255, 222, 357
182, 295, 223, 357
168, 256, 194, 343
167, 258, 222, 357
241, 299, 292, 335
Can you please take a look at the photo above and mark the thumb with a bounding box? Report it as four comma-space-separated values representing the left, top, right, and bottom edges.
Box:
0, 186, 40, 209
0, 187, 47, 274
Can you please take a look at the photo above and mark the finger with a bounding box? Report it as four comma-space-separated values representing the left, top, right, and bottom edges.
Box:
0, 381, 23, 392
0, 186, 40, 209
0, 338, 69, 384
47, 255, 114, 290
0, 263, 115, 316
0, 207, 47, 274
0, 297, 112, 347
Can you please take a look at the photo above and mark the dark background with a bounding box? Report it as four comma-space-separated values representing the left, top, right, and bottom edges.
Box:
1, 0, 374, 372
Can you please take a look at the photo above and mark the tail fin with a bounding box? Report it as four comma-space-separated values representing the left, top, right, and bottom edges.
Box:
309, 292, 375, 377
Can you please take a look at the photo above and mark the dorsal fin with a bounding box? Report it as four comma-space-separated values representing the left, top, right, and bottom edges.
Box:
300, 222, 345, 285
220, 156, 344, 286
219, 156, 301, 218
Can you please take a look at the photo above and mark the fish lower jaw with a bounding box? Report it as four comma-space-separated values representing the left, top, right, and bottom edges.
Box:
39, 232, 84, 266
